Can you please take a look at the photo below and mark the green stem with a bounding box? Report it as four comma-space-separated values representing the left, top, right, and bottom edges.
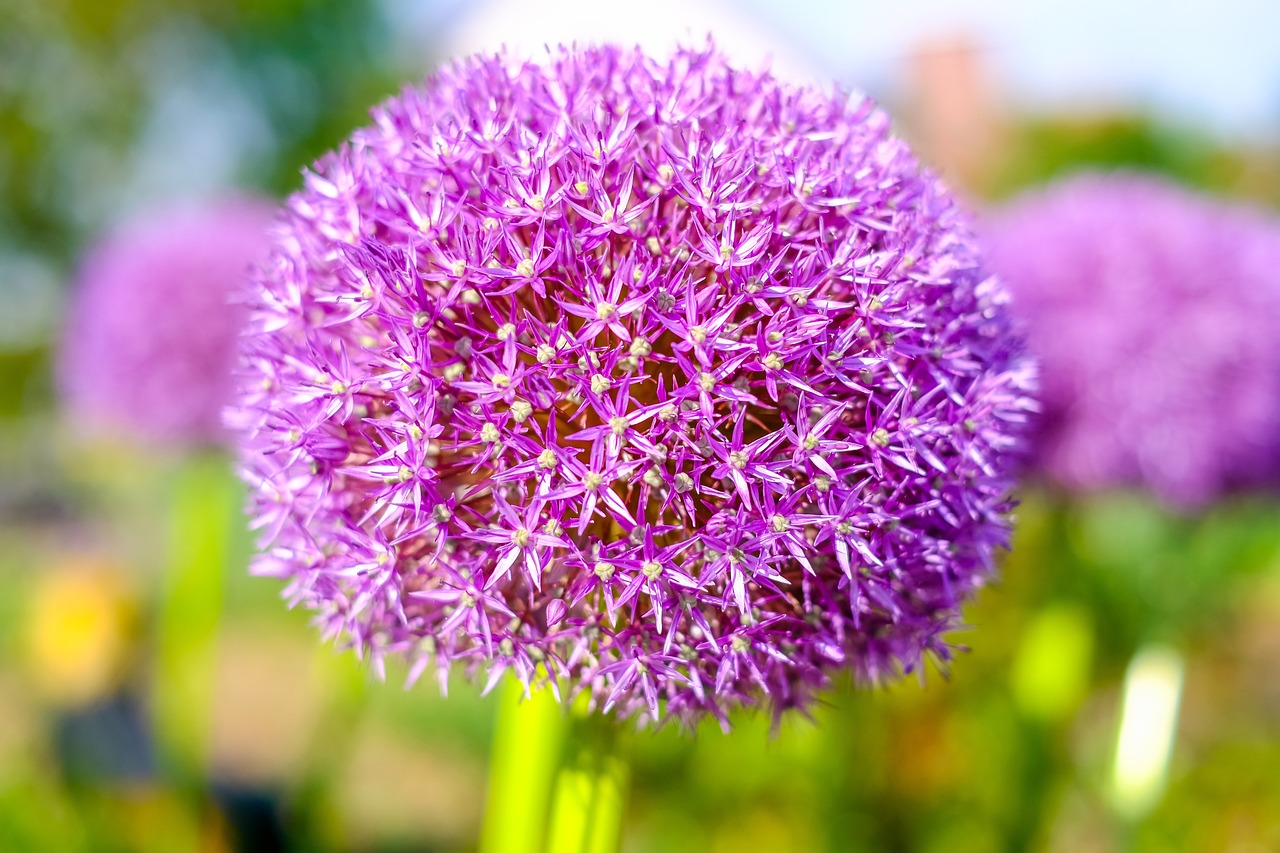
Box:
544, 712, 629, 853
291, 649, 371, 852
153, 452, 239, 785
480, 677, 570, 853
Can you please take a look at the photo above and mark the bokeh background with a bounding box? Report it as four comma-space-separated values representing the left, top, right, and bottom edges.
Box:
2, 1, 1279, 850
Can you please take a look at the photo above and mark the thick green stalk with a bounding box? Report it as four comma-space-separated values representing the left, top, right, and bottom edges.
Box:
153, 452, 239, 783
480, 677, 570, 853
291, 648, 372, 852
544, 711, 628, 853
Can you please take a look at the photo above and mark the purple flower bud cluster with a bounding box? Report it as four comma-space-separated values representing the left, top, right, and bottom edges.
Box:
233, 45, 1034, 725
986, 172, 1280, 508
60, 197, 275, 446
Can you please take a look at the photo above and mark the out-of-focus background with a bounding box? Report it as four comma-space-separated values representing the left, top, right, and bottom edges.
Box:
2, 1, 1279, 850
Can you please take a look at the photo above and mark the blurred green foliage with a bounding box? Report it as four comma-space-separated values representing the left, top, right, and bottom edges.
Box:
0, 0, 409, 426
991, 113, 1280, 206
0, 0, 402, 257
994, 115, 1219, 196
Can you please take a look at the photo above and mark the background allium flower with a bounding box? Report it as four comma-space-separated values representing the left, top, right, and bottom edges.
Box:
60, 198, 275, 445
986, 172, 1280, 508
234, 44, 1034, 725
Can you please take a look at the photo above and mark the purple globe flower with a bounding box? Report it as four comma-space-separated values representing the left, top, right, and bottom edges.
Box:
60, 197, 275, 446
985, 172, 1280, 508
233, 45, 1034, 725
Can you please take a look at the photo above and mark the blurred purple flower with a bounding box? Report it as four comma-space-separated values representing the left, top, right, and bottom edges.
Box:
59, 198, 275, 446
232, 44, 1034, 725
986, 172, 1280, 507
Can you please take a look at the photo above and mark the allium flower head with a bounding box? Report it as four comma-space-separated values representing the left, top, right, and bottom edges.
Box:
60, 198, 275, 445
986, 172, 1280, 508
234, 44, 1033, 725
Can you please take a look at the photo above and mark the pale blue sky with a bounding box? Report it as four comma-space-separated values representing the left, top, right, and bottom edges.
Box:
738, 0, 1280, 137
406, 0, 1280, 137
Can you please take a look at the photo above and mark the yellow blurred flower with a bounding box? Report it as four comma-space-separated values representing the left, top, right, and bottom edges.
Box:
24, 556, 137, 707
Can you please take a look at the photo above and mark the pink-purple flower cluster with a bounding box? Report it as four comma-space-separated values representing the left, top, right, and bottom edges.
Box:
233, 45, 1034, 725
986, 172, 1280, 508
60, 197, 275, 446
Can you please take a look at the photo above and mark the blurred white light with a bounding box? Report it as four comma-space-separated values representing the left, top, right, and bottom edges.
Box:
1111, 645, 1184, 818
424, 0, 824, 86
